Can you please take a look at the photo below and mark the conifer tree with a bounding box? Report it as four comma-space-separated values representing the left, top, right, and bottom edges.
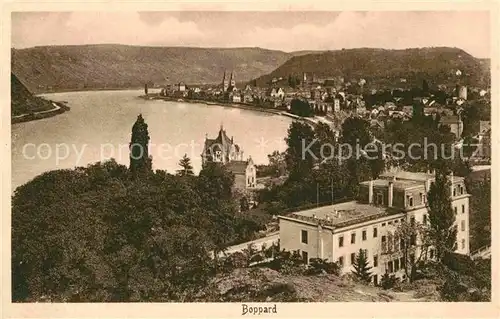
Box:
129, 114, 152, 174
177, 154, 194, 177
352, 248, 372, 283
427, 169, 457, 261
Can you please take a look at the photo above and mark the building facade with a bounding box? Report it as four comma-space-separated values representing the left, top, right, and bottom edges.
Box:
278, 171, 470, 285
201, 125, 256, 191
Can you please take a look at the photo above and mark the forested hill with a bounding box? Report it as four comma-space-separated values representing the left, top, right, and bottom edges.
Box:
11, 73, 53, 116
253, 47, 490, 89
11, 45, 291, 93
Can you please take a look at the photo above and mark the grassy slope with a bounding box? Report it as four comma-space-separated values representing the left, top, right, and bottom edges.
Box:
254, 47, 490, 89
11, 45, 291, 93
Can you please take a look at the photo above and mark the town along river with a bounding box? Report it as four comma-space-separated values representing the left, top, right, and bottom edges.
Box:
11, 89, 292, 191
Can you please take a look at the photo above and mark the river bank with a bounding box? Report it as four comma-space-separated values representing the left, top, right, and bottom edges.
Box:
12, 101, 71, 124
138, 94, 323, 126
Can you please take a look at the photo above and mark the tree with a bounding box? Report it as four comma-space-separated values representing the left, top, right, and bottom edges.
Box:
394, 220, 431, 282
240, 196, 250, 212
284, 121, 317, 179
468, 176, 491, 250
351, 249, 372, 283
427, 170, 457, 261
129, 114, 152, 174
422, 79, 429, 95
290, 99, 314, 117
267, 150, 286, 177
177, 154, 194, 177
12, 154, 271, 301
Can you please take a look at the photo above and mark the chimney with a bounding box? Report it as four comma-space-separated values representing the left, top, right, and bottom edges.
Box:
368, 180, 374, 204
388, 176, 395, 207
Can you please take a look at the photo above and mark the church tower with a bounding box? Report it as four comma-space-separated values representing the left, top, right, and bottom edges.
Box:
229, 72, 236, 88
222, 71, 229, 92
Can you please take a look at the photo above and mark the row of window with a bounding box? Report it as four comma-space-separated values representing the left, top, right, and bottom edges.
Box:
299, 216, 464, 248
337, 249, 378, 268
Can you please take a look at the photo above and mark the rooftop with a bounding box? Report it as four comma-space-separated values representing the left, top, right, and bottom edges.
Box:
380, 171, 434, 182
283, 200, 400, 229
359, 179, 423, 190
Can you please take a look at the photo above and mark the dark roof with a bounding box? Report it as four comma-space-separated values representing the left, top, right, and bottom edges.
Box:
226, 160, 249, 175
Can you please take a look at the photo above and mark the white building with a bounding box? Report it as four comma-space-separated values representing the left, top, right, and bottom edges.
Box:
278, 171, 470, 285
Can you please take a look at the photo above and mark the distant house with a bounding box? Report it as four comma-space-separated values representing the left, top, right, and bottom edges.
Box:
243, 93, 254, 103
178, 82, 186, 92
333, 98, 341, 112
268, 87, 285, 99
402, 105, 413, 115
231, 93, 242, 103
226, 157, 257, 190
439, 115, 464, 139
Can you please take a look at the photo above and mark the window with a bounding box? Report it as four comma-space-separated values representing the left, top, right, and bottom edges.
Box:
394, 259, 400, 271
350, 253, 356, 265
462, 204, 465, 214
388, 221, 393, 225
400, 257, 405, 269
301, 230, 308, 244
429, 249, 435, 259
382, 222, 386, 227
351, 232, 356, 244
410, 216, 415, 226
401, 218, 405, 223
410, 234, 417, 246
374, 255, 378, 267
338, 235, 344, 248
461, 239, 466, 250
394, 220, 399, 224
453, 187, 456, 197
420, 192, 426, 204
400, 238, 405, 250
406, 195, 413, 207
362, 230, 367, 241
454, 207, 457, 215
423, 214, 427, 224
461, 220, 466, 231
373, 227, 378, 238
376, 193, 384, 205
388, 261, 394, 273
338, 256, 344, 267
302, 251, 309, 263
382, 236, 387, 253
394, 236, 400, 251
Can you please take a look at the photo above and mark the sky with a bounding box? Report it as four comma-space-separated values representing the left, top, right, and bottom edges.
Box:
11, 11, 491, 58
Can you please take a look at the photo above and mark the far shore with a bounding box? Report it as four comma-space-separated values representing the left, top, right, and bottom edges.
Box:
138, 94, 323, 126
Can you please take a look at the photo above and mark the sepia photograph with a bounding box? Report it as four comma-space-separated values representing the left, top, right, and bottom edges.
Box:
3, 3, 498, 317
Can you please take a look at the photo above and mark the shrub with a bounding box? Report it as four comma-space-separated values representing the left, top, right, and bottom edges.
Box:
306, 258, 341, 276
380, 273, 398, 290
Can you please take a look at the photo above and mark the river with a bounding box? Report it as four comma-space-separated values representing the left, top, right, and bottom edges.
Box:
11, 89, 292, 191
